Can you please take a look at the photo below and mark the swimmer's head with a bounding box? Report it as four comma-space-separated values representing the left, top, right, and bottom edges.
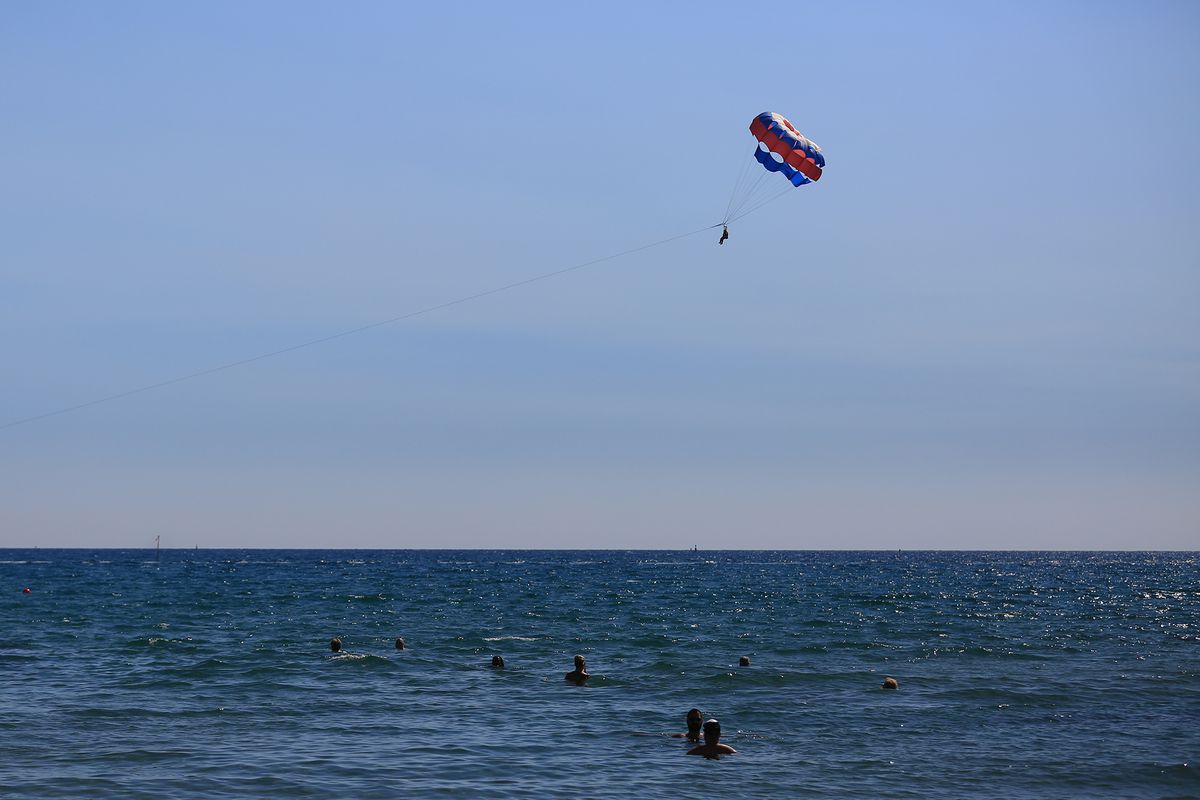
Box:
394, 638, 405, 650
686, 708, 703, 733
882, 676, 898, 690
702, 719, 721, 741
492, 655, 505, 668
330, 638, 342, 652
573, 654, 586, 669
739, 656, 751, 667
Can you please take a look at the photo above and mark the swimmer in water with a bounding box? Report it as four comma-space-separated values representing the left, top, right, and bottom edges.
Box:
394, 638, 406, 651
564, 654, 590, 685
688, 719, 737, 759
330, 638, 342, 653
671, 708, 704, 741
491, 655, 505, 668
739, 656, 751, 667
882, 676, 898, 689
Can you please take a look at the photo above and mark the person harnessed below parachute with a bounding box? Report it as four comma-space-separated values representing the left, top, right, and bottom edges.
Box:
718, 225, 729, 245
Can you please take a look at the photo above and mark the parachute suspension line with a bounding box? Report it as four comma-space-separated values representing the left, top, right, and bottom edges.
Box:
725, 145, 772, 224
738, 170, 770, 216
721, 151, 741, 223
0, 225, 721, 433
722, 145, 759, 225
728, 168, 772, 221
727, 184, 794, 224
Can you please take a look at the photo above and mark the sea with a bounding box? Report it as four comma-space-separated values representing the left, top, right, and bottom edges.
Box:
1, 550, 1197, 799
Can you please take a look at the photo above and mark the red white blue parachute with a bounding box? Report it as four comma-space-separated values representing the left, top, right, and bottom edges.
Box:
723, 111, 825, 225
749, 112, 824, 187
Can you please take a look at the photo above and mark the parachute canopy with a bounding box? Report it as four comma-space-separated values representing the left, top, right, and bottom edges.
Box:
749, 112, 825, 187
721, 111, 825, 225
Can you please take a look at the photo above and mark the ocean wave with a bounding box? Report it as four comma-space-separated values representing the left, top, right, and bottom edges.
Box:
71, 706, 248, 720
328, 653, 395, 668
123, 636, 198, 650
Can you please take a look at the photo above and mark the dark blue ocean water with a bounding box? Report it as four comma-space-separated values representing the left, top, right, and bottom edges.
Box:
1, 550, 1197, 799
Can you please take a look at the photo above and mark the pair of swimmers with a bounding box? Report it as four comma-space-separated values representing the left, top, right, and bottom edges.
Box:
674, 708, 736, 758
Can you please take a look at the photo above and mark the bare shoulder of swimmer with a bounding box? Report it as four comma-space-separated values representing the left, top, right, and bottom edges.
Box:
688, 743, 737, 758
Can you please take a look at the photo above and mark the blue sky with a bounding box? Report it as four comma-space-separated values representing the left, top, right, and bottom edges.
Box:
2, 1, 1197, 549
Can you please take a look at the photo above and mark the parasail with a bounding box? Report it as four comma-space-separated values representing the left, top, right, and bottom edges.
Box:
749, 112, 824, 186
722, 111, 825, 226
